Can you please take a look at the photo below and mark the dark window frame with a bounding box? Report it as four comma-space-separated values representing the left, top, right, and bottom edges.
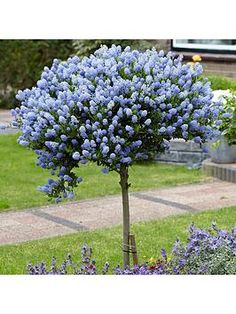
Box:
171, 39, 236, 55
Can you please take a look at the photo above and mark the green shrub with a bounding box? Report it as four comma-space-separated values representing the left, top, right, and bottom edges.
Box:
72, 40, 167, 57
0, 40, 74, 109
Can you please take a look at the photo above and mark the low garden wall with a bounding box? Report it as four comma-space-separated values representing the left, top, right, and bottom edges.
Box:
156, 139, 209, 165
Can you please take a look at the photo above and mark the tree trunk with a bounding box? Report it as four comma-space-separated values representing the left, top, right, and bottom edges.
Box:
119, 165, 130, 268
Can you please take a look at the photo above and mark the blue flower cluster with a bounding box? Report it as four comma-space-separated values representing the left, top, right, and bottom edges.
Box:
14, 45, 222, 200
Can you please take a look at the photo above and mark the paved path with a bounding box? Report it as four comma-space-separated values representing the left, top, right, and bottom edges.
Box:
0, 109, 18, 134
0, 109, 12, 123
0, 180, 235, 245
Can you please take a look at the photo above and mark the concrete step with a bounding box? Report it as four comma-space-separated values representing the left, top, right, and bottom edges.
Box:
203, 159, 236, 183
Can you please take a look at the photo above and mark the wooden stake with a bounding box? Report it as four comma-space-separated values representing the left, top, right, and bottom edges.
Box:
129, 234, 138, 266
119, 165, 130, 267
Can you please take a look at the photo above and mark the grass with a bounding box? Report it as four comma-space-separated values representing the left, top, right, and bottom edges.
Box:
207, 74, 236, 91
0, 206, 235, 274
0, 134, 206, 212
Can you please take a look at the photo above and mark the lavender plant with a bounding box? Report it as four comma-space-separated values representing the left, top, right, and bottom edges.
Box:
27, 243, 168, 275
14, 45, 223, 267
169, 223, 236, 275
28, 245, 103, 275
28, 224, 236, 275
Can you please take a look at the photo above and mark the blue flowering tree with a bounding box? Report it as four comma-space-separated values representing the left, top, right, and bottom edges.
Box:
14, 45, 222, 267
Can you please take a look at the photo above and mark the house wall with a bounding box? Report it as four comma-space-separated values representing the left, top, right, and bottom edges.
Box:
181, 51, 236, 79
201, 60, 236, 79
153, 40, 236, 79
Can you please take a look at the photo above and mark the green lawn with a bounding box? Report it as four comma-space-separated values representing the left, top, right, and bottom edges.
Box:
0, 134, 206, 212
207, 74, 236, 91
0, 206, 235, 274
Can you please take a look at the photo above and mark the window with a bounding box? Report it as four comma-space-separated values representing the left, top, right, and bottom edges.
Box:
172, 39, 236, 53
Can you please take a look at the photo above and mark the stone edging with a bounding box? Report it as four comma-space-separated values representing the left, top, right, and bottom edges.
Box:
202, 159, 236, 183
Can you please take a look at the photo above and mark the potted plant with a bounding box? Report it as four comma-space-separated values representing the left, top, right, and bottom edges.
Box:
209, 90, 236, 163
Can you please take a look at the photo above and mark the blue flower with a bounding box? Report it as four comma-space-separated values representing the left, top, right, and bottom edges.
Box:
72, 152, 80, 160
132, 115, 138, 123
102, 146, 109, 155
181, 124, 188, 131
159, 127, 166, 133
193, 136, 201, 143
15, 44, 221, 200
125, 108, 132, 116
221, 112, 231, 119
59, 116, 66, 124
215, 120, 222, 126
101, 168, 109, 174
82, 150, 90, 158
144, 119, 151, 126
60, 135, 67, 142
77, 176, 83, 183
141, 110, 147, 117
63, 175, 72, 182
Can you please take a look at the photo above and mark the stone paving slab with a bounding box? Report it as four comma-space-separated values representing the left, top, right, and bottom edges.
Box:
0, 110, 12, 124
0, 109, 19, 134
0, 179, 235, 245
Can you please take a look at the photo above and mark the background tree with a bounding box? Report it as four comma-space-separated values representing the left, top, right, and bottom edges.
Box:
0, 40, 73, 109
72, 40, 168, 57
14, 45, 222, 267
0, 40, 168, 109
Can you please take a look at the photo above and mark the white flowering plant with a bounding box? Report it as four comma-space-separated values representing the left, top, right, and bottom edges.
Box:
212, 90, 236, 146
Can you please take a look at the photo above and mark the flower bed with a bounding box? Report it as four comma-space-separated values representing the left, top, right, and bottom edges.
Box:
28, 223, 236, 275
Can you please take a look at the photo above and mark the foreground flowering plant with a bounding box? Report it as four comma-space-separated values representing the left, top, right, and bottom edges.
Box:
28, 245, 107, 275
14, 45, 223, 266
169, 223, 236, 274
28, 224, 236, 275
